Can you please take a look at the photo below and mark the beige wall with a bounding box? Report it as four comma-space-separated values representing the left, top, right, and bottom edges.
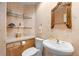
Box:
36, 2, 57, 38
7, 2, 23, 13
7, 3, 36, 38
0, 3, 7, 55
23, 5, 36, 36
36, 2, 79, 55
7, 3, 24, 38
71, 3, 79, 55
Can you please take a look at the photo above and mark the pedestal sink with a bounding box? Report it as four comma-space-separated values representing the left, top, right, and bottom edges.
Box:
43, 39, 74, 56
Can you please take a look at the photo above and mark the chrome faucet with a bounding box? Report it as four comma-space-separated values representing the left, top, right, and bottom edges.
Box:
56, 39, 59, 44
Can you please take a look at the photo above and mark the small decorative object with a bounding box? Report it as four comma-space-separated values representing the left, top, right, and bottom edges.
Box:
19, 23, 21, 26
23, 14, 32, 19
8, 23, 16, 28
15, 32, 21, 40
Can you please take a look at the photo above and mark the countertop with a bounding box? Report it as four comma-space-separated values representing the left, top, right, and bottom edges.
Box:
6, 35, 35, 44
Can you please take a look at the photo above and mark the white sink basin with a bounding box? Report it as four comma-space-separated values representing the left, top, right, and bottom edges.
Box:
43, 39, 74, 56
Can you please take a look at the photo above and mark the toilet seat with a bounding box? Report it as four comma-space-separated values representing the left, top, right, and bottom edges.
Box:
22, 47, 39, 56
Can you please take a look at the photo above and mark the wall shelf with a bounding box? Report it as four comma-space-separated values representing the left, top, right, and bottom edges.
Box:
7, 9, 32, 19
7, 9, 23, 18
7, 27, 32, 29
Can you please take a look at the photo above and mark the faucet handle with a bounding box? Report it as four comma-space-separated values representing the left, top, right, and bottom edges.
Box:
56, 39, 59, 44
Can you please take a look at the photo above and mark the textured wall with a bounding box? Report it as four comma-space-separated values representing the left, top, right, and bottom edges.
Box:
0, 3, 7, 56
7, 3, 36, 38
35, 2, 57, 38
23, 5, 36, 36
7, 2, 24, 38
36, 2, 79, 55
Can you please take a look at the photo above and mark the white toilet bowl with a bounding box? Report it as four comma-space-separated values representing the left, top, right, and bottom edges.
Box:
22, 47, 40, 56
22, 38, 43, 56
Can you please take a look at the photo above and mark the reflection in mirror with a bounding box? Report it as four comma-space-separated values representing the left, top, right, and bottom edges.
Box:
51, 2, 72, 29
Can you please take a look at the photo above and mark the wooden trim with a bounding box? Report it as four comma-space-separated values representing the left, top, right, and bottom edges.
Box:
51, 2, 62, 12
66, 3, 72, 29
6, 38, 35, 56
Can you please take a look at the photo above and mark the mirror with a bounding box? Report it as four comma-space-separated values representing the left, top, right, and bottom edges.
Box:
51, 2, 72, 29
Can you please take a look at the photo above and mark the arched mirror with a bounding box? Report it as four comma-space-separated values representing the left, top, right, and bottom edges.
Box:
51, 2, 72, 29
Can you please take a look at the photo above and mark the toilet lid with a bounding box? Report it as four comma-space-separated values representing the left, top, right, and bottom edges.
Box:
22, 47, 39, 56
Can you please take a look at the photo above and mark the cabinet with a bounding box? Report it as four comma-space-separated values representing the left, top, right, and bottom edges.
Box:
6, 38, 35, 56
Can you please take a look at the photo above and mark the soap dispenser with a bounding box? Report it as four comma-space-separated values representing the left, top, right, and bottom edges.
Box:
38, 24, 43, 38
39, 24, 42, 34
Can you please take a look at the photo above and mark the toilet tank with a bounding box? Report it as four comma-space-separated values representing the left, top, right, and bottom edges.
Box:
35, 38, 43, 55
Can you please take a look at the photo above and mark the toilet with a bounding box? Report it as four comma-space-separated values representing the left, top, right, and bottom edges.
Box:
22, 38, 43, 56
